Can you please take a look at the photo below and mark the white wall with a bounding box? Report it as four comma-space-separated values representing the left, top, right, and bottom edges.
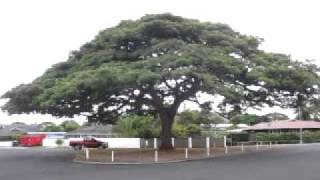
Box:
42, 138, 69, 147
97, 138, 141, 148
0, 141, 13, 147
65, 138, 142, 148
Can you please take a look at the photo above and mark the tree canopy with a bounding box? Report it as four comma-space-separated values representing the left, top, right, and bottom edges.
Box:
2, 13, 320, 149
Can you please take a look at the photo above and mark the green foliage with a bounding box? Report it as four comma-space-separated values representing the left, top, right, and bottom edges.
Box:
177, 110, 226, 125
231, 114, 265, 125
55, 139, 64, 146
60, 120, 80, 132
176, 110, 201, 124
172, 123, 188, 137
113, 115, 159, 138
302, 131, 320, 142
172, 122, 201, 137
42, 124, 64, 132
256, 132, 300, 143
9, 133, 23, 141
185, 124, 201, 136
231, 113, 289, 125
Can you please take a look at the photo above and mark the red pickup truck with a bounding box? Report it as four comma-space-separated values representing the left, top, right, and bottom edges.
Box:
69, 137, 108, 150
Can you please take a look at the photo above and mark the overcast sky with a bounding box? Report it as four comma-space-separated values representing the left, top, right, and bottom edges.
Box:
0, 0, 319, 124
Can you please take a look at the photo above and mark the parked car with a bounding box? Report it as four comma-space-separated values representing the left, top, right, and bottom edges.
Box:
69, 137, 108, 150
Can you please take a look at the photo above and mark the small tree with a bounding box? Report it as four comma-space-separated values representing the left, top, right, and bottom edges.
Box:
231, 114, 267, 125
60, 120, 80, 132
43, 124, 64, 132
113, 115, 159, 138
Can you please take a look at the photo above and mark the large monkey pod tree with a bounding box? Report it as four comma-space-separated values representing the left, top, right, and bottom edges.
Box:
2, 14, 319, 149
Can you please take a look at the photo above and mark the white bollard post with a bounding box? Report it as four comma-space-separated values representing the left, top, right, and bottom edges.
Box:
225, 145, 228, 154
154, 138, 158, 149
188, 137, 192, 148
85, 148, 90, 160
256, 142, 259, 150
185, 148, 188, 159
145, 140, 149, 147
111, 150, 114, 162
171, 137, 175, 148
299, 128, 303, 144
241, 143, 244, 152
154, 150, 158, 162
206, 137, 210, 156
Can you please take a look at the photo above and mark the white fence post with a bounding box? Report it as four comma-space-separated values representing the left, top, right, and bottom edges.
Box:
241, 143, 244, 152
154, 138, 158, 149
145, 140, 149, 147
269, 142, 272, 148
299, 128, 303, 144
225, 145, 228, 154
256, 142, 259, 150
206, 137, 210, 156
85, 148, 90, 160
171, 137, 175, 148
154, 150, 158, 162
223, 136, 227, 148
111, 150, 114, 162
188, 137, 192, 148
185, 148, 188, 159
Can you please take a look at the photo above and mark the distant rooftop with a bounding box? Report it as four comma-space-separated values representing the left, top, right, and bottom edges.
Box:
246, 120, 320, 131
65, 124, 113, 135
0, 123, 41, 136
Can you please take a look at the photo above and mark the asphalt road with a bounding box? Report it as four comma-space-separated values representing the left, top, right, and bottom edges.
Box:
0, 144, 320, 180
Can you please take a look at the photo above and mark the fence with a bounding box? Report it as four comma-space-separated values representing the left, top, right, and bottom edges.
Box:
79, 139, 282, 163
142, 136, 226, 149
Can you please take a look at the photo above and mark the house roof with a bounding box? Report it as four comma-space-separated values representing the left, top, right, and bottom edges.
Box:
200, 123, 249, 128
65, 124, 113, 135
245, 120, 320, 131
0, 124, 42, 136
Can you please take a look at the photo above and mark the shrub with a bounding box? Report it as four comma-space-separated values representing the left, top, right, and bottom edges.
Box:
303, 131, 320, 143
172, 123, 201, 137
55, 139, 64, 146
229, 133, 249, 142
113, 115, 158, 138
256, 132, 300, 143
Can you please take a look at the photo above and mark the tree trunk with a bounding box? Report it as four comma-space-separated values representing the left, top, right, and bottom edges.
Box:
159, 110, 175, 150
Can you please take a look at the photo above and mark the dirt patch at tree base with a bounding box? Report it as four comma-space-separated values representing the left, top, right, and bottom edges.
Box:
74, 145, 283, 164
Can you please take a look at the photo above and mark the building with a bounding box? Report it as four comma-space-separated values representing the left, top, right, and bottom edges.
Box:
64, 124, 113, 138
0, 123, 42, 140
245, 120, 320, 140
200, 123, 249, 136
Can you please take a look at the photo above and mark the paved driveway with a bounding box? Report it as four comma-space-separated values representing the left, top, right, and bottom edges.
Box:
0, 144, 320, 180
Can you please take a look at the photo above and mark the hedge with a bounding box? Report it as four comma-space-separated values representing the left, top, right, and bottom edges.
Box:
256, 131, 320, 143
